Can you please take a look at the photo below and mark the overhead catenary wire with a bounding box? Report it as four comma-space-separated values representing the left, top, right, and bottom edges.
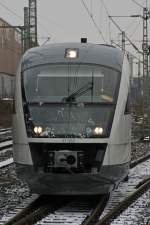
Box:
90, 0, 93, 16
0, 1, 23, 21
38, 15, 71, 38
124, 15, 140, 32
0, 1, 52, 45
99, 0, 143, 67
38, 20, 52, 38
128, 19, 142, 38
125, 0, 145, 32
100, 0, 142, 54
130, 0, 144, 8
41, 37, 51, 46
109, 16, 141, 53
80, 0, 106, 43
111, 40, 143, 64
100, 0, 109, 17
99, 0, 111, 43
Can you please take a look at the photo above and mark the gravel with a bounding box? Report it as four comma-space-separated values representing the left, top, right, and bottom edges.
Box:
0, 164, 31, 220
0, 135, 150, 223
131, 142, 150, 161
0, 149, 13, 162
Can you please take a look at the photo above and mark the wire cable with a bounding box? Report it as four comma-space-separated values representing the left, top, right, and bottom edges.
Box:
130, 0, 144, 8
128, 19, 142, 38
90, 0, 93, 16
80, 0, 106, 42
0, 1, 23, 21
99, 0, 143, 64
100, 0, 111, 43
39, 14, 67, 32
100, 0, 142, 54
109, 16, 141, 53
101, 0, 142, 35
111, 40, 142, 63
124, 2, 143, 32
38, 20, 52, 38
124, 16, 140, 32
100, 0, 109, 17
41, 37, 51, 46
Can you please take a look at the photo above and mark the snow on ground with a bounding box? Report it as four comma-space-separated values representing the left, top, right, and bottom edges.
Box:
0, 164, 30, 220
101, 158, 150, 224
0, 158, 13, 168
111, 190, 150, 225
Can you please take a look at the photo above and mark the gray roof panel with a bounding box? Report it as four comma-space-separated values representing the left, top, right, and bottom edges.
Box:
22, 43, 124, 72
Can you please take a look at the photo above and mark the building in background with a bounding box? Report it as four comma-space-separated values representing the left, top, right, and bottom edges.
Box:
0, 18, 21, 99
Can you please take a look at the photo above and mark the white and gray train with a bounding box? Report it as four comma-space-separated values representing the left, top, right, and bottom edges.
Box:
13, 42, 131, 195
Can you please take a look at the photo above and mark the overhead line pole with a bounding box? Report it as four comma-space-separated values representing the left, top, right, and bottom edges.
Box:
142, 7, 150, 138
121, 31, 125, 52
29, 0, 38, 48
24, 7, 29, 52
108, 12, 150, 138
109, 16, 142, 54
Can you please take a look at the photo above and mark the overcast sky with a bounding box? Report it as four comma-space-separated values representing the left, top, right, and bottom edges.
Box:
0, 0, 147, 64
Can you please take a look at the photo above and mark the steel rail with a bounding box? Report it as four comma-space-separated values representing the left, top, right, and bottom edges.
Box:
0, 158, 14, 169
1, 143, 150, 225
96, 177, 150, 225
82, 195, 109, 225
0, 138, 12, 144
130, 153, 150, 168
4, 195, 73, 225
0, 128, 12, 133
4, 195, 43, 225
0, 140, 12, 151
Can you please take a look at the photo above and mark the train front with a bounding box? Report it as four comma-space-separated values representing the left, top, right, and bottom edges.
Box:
13, 43, 127, 195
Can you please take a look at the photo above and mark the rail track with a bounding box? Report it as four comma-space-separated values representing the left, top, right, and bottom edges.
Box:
1, 195, 108, 225
0, 158, 14, 169
0, 128, 12, 151
0, 140, 12, 151
0, 128, 12, 139
0, 138, 13, 169
0, 142, 150, 225
97, 178, 150, 224
0, 194, 39, 225
0, 128, 12, 133
97, 157, 150, 224
36, 195, 109, 225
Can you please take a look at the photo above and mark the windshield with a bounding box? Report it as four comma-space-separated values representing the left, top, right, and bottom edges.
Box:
23, 64, 120, 103
22, 64, 120, 138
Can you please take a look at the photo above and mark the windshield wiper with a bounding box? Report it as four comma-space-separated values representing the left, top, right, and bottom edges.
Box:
63, 82, 93, 102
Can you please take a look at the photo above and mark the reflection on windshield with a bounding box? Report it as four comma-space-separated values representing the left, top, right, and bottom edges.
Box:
23, 64, 120, 104
23, 64, 120, 138
63, 82, 93, 102
28, 103, 114, 138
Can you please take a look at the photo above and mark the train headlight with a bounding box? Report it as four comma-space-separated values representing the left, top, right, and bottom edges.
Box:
65, 49, 78, 59
34, 126, 43, 134
94, 127, 103, 135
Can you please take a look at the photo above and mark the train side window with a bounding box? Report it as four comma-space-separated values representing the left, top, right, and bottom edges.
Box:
124, 95, 130, 114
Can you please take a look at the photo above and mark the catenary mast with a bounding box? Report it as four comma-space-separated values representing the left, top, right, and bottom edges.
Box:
29, 0, 38, 48
142, 7, 150, 138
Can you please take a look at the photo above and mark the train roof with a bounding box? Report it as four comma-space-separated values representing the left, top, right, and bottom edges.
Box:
22, 43, 124, 72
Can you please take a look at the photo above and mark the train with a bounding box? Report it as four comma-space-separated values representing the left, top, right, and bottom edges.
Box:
12, 41, 131, 195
